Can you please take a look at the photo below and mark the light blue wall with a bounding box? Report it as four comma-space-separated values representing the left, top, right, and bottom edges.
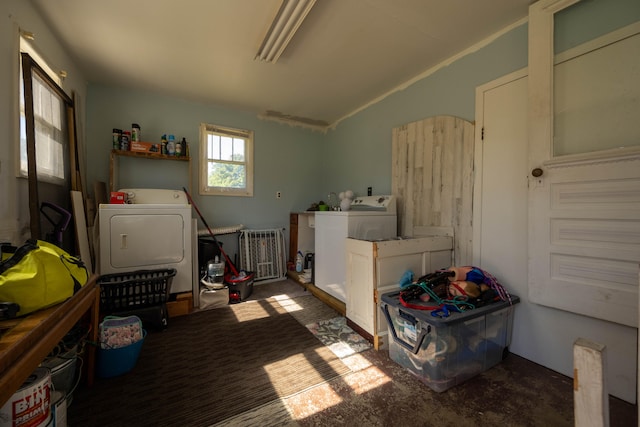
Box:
86, 24, 530, 228
322, 24, 528, 198
86, 24, 529, 239
86, 84, 325, 252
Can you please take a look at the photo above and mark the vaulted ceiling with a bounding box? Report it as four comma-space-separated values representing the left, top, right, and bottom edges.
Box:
33, 0, 533, 130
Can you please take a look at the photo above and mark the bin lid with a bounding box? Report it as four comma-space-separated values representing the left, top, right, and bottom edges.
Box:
381, 291, 519, 326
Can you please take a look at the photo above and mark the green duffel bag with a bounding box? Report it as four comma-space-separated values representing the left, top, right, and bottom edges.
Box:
0, 239, 88, 317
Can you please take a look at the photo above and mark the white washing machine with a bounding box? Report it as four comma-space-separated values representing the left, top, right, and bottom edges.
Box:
314, 195, 397, 302
99, 188, 195, 296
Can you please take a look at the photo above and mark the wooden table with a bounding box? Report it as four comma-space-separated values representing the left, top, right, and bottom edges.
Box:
0, 274, 100, 406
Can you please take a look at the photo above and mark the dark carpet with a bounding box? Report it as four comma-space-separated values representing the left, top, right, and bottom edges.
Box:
68, 299, 350, 426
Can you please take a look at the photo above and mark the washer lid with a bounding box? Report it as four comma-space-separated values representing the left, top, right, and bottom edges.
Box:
118, 188, 188, 204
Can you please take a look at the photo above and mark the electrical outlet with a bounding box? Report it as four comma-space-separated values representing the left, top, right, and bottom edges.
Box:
276, 191, 281, 199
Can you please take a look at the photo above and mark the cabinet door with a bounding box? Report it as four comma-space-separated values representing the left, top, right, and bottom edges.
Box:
345, 241, 375, 335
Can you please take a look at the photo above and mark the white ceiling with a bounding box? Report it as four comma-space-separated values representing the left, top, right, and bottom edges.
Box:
32, 0, 533, 130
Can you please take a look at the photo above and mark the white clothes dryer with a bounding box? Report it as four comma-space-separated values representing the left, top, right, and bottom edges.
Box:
99, 189, 194, 296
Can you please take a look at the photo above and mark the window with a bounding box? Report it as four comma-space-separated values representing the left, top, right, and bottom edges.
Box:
199, 123, 254, 197
19, 42, 75, 239
20, 38, 70, 184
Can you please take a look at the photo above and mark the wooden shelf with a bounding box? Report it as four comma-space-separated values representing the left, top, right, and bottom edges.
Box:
111, 149, 190, 162
0, 275, 100, 407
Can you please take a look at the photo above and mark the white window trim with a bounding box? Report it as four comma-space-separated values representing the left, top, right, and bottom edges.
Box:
199, 123, 254, 197
20, 36, 62, 86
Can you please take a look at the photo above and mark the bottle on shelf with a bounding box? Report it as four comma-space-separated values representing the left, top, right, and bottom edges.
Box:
121, 131, 131, 151
296, 251, 304, 273
180, 137, 188, 157
113, 129, 122, 150
132, 123, 140, 142
176, 138, 182, 156
167, 135, 176, 156
161, 135, 168, 155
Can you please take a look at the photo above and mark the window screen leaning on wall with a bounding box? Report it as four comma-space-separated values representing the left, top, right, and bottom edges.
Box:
199, 123, 254, 197
19, 39, 67, 184
20, 51, 74, 240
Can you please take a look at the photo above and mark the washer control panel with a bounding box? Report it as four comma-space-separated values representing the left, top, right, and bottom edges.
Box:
350, 195, 395, 212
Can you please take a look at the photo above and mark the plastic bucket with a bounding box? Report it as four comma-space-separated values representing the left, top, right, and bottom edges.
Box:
224, 271, 255, 301
50, 391, 67, 427
0, 367, 51, 427
47, 357, 77, 395
97, 331, 146, 378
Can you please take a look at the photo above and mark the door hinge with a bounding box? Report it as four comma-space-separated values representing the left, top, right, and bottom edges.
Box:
481, 127, 485, 141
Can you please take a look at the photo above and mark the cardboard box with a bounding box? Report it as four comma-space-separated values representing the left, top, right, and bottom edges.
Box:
110, 192, 127, 204
381, 291, 519, 392
130, 141, 160, 154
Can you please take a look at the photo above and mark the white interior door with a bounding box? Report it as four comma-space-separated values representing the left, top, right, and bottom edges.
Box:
473, 70, 528, 297
528, 1, 640, 327
475, 68, 638, 404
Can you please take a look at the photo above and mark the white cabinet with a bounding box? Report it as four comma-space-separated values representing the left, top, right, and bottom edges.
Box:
345, 236, 453, 349
315, 212, 397, 302
289, 212, 315, 263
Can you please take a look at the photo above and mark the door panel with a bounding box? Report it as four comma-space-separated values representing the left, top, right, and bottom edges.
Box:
110, 214, 185, 268
528, 157, 640, 326
476, 74, 529, 287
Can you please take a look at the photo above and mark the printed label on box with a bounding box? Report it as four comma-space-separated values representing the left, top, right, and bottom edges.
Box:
131, 142, 160, 154
110, 192, 126, 204
403, 322, 417, 342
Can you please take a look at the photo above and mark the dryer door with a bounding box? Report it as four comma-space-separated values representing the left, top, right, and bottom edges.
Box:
108, 213, 186, 269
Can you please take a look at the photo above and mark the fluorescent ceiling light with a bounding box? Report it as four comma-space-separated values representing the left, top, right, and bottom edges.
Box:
255, 0, 316, 63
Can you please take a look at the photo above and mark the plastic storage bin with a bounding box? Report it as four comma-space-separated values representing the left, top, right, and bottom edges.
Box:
381, 291, 519, 392
98, 268, 176, 312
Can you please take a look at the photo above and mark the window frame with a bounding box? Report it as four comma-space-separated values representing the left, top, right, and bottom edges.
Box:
21, 52, 75, 238
528, 0, 640, 165
199, 123, 254, 197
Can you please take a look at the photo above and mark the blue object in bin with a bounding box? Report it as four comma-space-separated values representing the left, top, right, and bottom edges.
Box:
97, 330, 146, 378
